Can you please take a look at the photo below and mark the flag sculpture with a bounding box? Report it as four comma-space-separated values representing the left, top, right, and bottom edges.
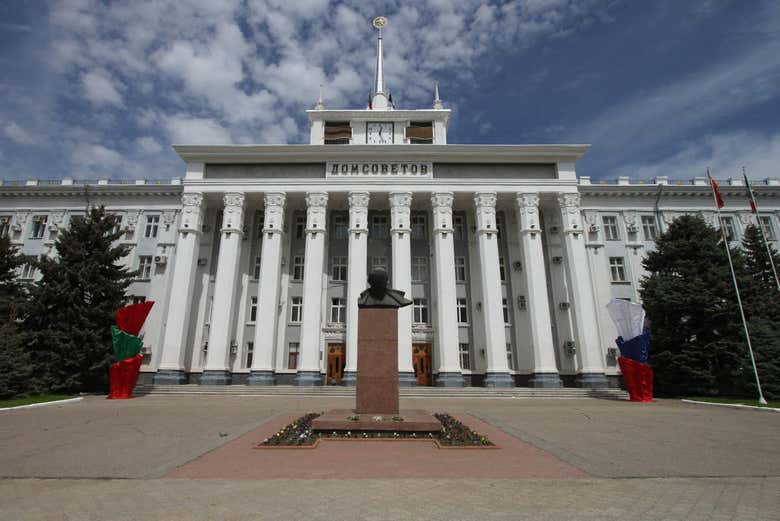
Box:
107, 301, 154, 399
607, 299, 653, 402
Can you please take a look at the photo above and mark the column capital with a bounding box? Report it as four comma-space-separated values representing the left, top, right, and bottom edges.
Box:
474, 191, 498, 235
431, 191, 454, 234
180, 192, 205, 234
557, 192, 584, 235
262, 192, 286, 235
349, 191, 369, 234
221, 192, 245, 235
389, 192, 412, 234
515, 192, 541, 234
305, 191, 328, 234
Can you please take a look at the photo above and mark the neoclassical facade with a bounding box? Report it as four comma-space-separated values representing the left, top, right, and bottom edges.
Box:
2, 30, 779, 388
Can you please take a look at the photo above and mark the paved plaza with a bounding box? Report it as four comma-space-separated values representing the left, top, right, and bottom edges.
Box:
1, 395, 778, 520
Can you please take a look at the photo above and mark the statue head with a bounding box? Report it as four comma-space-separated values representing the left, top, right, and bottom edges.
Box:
367, 268, 389, 298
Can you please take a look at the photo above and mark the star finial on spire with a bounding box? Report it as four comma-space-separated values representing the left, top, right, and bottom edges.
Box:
433, 81, 443, 109
371, 16, 389, 110
315, 84, 324, 110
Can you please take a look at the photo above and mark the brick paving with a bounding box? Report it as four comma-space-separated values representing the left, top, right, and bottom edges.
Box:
1, 394, 778, 519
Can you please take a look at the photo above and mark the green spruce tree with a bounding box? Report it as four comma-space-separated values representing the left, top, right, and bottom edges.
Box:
0, 235, 32, 398
740, 223, 780, 399
23, 206, 136, 394
639, 215, 750, 396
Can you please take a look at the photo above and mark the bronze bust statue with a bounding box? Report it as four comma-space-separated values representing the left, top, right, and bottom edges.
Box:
358, 269, 413, 309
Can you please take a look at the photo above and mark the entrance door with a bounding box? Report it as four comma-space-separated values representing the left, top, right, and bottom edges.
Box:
326, 343, 345, 385
413, 343, 432, 386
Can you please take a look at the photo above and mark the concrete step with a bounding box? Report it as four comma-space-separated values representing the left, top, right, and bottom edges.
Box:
134, 384, 628, 400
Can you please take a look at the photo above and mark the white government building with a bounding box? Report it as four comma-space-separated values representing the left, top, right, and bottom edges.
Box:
2, 25, 779, 388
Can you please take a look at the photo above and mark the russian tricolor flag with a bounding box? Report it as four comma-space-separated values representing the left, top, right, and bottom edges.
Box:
607, 299, 654, 402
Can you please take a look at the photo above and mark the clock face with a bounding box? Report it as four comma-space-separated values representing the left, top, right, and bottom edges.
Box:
366, 122, 393, 144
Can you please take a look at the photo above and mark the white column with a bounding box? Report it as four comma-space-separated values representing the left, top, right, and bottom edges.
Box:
431, 192, 463, 386
202, 192, 246, 385
516, 193, 562, 387
155, 192, 205, 384
342, 191, 369, 386
558, 192, 608, 387
248, 192, 286, 385
390, 192, 415, 386
474, 192, 513, 387
296, 191, 328, 386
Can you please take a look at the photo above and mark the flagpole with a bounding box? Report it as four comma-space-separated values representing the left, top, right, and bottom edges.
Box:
743, 167, 780, 292
708, 168, 767, 405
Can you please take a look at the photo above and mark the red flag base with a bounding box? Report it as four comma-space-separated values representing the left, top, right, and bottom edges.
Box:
107, 354, 143, 399
618, 356, 654, 402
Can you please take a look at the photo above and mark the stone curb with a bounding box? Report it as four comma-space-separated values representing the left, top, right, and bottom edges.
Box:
681, 399, 780, 413
0, 397, 83, 411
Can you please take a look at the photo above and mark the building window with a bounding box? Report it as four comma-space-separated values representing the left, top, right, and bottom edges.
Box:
324, 121, 352, 144
0, 216, 11, 238
455, 257, 467, 282
288, 342, 300, 369
333, 214, 348, 239
292, 256, 305, 280
495, 213, 505, 239
249, 296, 258, 322
413, 298, 429, 324
499, 257, 506, 282
290, 297, 303, 322
602, 216, 620, 241
256, 213, 265, 238
19, 262, 36, 280
371, 256, 387, 272
371, 215, 388, 239
641, 216, 657, 241
138, 256, 153, 279
721, 216, 736, 241
411, 214, 426, 240
456, 298, 468, 323
145, 215, 160, 238
502, 298, 510, 324
506, 343, 516, 371
295, 214, 306, 239
454, 215, 465, 240
459, 343, 471, 370
330, 298, 346, 323
246, 342, 254, 368
253, 256, 262, 279
31, 215, 47, 239
331, 256, 348, 281
758, 216, 776, 241
406, 121, 433, 144
609, 257, 627, 282
412, 256, 428, 282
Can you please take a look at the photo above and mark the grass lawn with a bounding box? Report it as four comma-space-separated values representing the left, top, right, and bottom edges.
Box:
0, 394, 77, 409
686, 396, 780, 408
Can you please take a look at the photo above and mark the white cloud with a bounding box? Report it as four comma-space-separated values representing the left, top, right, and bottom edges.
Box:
71, 143, 124, 172
615, 131, 780, 182
3, 122, 35, 145
81, 69, 124, 107
136, 136, 162, 154
165, 116, 232, 144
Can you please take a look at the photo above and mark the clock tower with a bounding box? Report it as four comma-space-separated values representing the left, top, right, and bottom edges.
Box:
307, 16, 450, 146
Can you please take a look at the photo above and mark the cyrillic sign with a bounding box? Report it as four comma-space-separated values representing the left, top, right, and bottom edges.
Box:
326, 162, 433, 178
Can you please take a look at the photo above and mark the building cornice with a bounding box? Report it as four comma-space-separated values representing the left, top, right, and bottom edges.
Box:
305, 109, 451, 122
579, 184, 780, 199
172, 144, 590, 164
0, 184, 183, 198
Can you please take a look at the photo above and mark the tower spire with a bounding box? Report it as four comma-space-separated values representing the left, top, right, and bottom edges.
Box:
315, 84, 324, 110
371, 16, 389, 110
433, 81, 443, 109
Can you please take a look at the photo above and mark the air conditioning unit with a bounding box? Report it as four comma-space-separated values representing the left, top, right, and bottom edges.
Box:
513, 261, 523, 272
564, 340, 576, 356
229, 344, 238, 354
549, 226, 560, 234
627, 224, 639, 233
141, 346, 152, 355
559, 302, 570, 311
516, 295, 527, 311
11, 223, 22, 231
154, 255, 168, 265
197, 258, 208, 266
552, 256, 563, 265
589, 224, 600, 233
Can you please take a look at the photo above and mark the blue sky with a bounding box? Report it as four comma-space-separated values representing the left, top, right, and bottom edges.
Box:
1, 0, 779, 181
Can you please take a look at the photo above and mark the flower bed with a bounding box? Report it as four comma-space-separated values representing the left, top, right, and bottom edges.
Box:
258, 412, 494, 447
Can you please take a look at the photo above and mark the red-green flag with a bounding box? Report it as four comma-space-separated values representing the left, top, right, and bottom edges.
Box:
708, 170, 724, 209
108, 301, 154, 399
743, 173, 758, 213
111, 326, 143, 362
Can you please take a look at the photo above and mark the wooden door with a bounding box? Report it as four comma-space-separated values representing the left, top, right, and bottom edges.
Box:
326, 343, 345, 385
413, 343, 432, 386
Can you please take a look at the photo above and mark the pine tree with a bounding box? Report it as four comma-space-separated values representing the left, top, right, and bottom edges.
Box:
23, 206, 136, 394
740, 223, 780, 399
639, 215, 750, 396
0, 235, 32, 398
